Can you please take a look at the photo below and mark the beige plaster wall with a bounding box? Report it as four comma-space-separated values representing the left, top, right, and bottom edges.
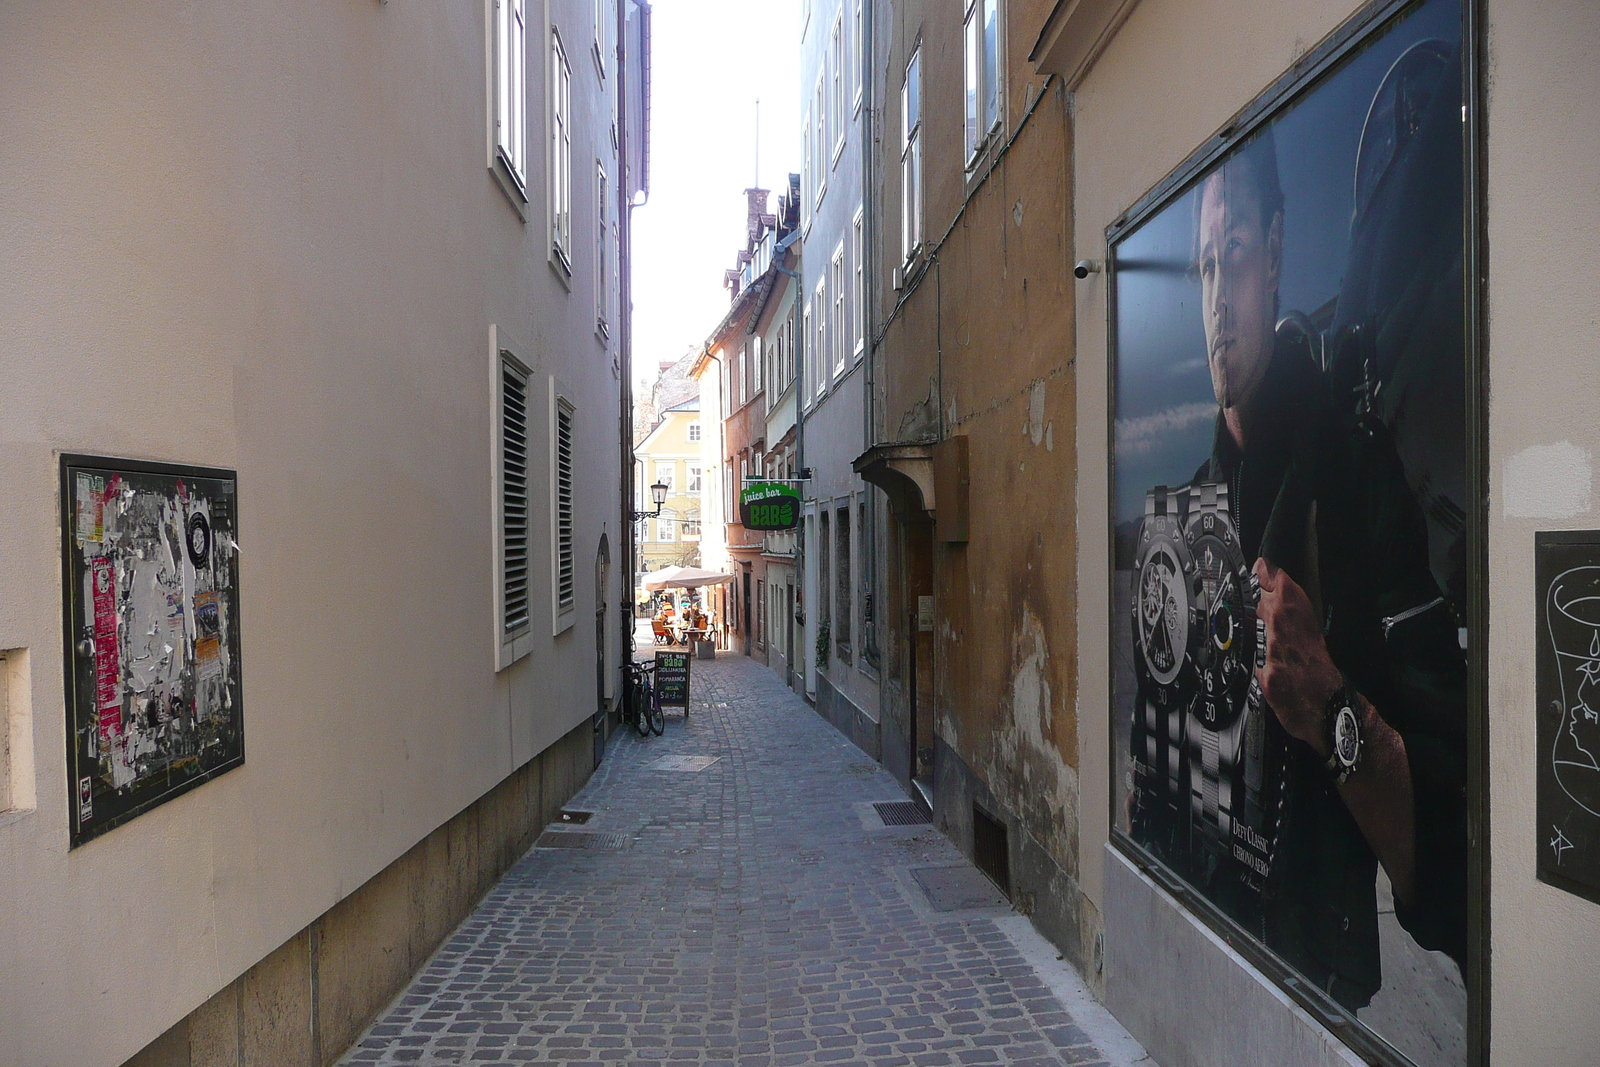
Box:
1072, 0, 1600, 1063
1482, 1, 1600, 1062
0, 3, 620, 1065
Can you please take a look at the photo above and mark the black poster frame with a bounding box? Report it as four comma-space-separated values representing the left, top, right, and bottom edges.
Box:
59, 453, 246, 847
1100, 0, 1488, 1063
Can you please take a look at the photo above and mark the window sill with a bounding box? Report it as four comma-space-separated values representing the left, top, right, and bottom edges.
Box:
490, 154, 530, 221
496, 627, 533, 672
549, 246, 573, 291
552, 606, 577, 638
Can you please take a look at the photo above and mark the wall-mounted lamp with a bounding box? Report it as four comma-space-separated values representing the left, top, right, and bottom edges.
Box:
1073, 259, 1103, 280
630, 480, 670, 521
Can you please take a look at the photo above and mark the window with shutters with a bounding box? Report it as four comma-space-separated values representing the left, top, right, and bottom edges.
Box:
496, 347, 534, 668
551, 392, 577, 634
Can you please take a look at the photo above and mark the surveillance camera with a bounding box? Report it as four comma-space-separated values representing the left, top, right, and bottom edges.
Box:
1073, 259, 1101, 280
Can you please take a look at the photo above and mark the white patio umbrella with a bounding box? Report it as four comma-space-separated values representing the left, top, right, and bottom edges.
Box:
640, 566, 736, 591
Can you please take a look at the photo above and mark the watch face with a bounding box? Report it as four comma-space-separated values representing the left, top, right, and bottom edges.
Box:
1134, 523, 1191, 690
1187, 520, 1254, 730
1136, 543, 1187, 683
1333, 705, 1362, 766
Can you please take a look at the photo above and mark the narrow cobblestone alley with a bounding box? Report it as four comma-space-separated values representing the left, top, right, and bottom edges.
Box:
338, 642, 1151, 1067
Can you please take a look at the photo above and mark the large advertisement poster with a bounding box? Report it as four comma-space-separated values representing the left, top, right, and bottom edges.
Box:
63, 456, 244, 845
1109, 1, 1469, 1062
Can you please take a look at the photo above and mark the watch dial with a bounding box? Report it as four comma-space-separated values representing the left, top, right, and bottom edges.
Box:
1136, 540, 1189, 687
1189, 528, 1254, 730
1335, 706, 1361, 765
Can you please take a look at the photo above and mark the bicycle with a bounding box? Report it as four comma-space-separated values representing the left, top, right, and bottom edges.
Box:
624, 659, 665, 737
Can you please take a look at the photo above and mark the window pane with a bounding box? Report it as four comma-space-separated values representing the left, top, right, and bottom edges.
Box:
965, 12, 979, 158
907, 52, 920, 131
983, 0, 999, 131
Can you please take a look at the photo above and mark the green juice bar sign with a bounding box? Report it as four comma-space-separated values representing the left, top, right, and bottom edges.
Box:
740, 481, 801, 531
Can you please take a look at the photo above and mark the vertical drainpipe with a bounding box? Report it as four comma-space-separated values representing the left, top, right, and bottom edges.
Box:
860, 0, 878, 667
619, 0, 652, 671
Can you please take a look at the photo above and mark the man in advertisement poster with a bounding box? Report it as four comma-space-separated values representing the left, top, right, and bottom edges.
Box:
1190, 128, 1467, 1007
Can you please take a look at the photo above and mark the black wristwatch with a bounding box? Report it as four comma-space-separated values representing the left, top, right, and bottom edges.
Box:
1323, 682, 1364, 785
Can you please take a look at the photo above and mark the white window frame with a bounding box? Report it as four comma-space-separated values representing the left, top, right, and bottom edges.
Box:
492, 329, 534, 669
550, 382, 577, 635
655, 461, 675, 490
813, 279, 828, 396
596, 161, 611, 339
492, 0, 529, 201
852, 0, 863, 113
592, 0, 611, 80
964, 0, 1001, 166
813, 75, 828, 207
831, 243, 847, 376
902, 47, 923, 263
801, 299, 812, 407
852, 209, 865, 357
802, 108, 813, 230
550, 31, 573, 273
688, 465, 703, 493
658, 517, 676, 541
830, 15, 846, 163
687, 420, 701, 443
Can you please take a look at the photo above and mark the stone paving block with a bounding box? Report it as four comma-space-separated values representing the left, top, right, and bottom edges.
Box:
335, 647, 1125, 1066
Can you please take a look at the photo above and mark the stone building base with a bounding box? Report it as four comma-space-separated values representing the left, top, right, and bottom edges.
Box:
930, 737, 1091, 976
813, 673, 880, 760
1102, 846, 1365, 1067
123, 717, 599, 1067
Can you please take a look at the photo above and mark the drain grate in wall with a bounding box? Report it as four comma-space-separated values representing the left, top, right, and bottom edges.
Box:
534, 830, 631, 851
874, 801, 932, 827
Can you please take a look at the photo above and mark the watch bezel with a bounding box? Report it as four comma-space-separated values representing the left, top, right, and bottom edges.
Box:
1324, 687, 1364, 784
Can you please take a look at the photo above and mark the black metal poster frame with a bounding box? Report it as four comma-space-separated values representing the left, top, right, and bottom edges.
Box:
1101, 0, 1488, 1062
60, 454, 245, 846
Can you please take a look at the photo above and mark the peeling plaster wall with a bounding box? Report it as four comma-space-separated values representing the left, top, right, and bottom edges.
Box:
872, 0, 1083, 954
0, 3, 620, 1064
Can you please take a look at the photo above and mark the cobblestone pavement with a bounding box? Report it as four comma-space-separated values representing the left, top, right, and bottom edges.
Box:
339, 640, 1149, 1066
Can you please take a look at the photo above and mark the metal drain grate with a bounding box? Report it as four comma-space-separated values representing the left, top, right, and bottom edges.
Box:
646, 755, 722, 772
874, 801, 932, 827
534, 830, 630, 851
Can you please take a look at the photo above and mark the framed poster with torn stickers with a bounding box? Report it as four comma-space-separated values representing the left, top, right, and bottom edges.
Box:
61, 455, 243, 846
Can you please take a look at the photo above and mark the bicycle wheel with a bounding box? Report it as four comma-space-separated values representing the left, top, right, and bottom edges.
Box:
631, 676, 653, 736
647, 692, 665, 736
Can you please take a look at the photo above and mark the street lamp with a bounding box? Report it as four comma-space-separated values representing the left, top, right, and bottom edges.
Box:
631, 480, 669, 521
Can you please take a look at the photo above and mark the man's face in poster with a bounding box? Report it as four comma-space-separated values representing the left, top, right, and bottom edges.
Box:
1197, 161, 1283, 414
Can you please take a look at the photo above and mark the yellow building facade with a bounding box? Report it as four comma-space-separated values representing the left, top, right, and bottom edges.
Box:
633, 399, 704, 588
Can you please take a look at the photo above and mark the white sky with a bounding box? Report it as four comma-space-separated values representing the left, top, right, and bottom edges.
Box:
630, 0, 802, 392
